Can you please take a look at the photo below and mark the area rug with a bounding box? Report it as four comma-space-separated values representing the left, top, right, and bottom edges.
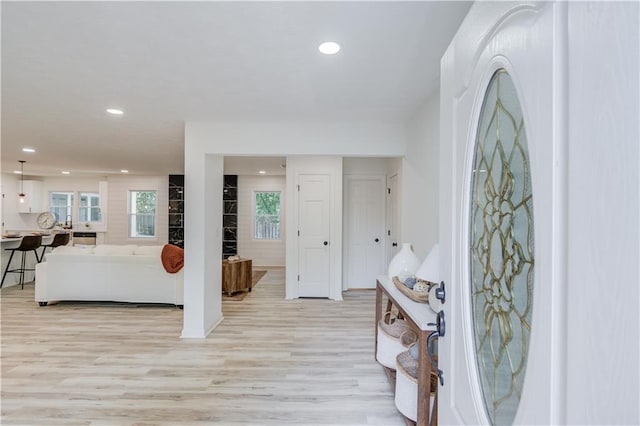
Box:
222, 270, 267, 301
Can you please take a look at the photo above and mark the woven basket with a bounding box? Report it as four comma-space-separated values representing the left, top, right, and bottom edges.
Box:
395, 351, 419, 421
376, 313, 417, 370
394, 351, 439, 422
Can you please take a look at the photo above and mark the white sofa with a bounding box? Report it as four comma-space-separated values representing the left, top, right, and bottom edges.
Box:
35, 245, 184, 307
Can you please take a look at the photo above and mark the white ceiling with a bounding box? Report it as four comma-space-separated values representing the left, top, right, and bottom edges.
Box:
1, 1, 471, 177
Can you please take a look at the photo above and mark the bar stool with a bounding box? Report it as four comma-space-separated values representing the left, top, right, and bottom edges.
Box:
1, 235, 42, 289
37, 232, 70, 263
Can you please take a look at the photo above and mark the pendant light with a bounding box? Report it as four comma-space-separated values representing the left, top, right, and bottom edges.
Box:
18, 160, 26, 203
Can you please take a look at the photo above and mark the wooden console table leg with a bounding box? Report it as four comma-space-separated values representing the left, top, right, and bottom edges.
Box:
417, 329, 430, 426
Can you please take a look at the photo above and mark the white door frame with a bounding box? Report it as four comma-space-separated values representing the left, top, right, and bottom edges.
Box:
386, 172, 400, 265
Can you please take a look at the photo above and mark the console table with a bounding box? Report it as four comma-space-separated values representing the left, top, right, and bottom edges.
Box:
222, 258, 252, 296
376, 275, 438, 426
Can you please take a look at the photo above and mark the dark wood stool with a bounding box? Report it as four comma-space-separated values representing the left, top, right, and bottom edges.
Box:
37, 232, 70, 262
1, 235, 42, 289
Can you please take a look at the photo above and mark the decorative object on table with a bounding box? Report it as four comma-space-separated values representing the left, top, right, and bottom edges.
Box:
415, 243, 439, 284
387, 242, 420, 278
227, 254, 241, 261
392, 276, 430, 303
37, 211, 57, 229
376, 311, 417, 370
412, 280, 429, 293
402, 275, 417, 289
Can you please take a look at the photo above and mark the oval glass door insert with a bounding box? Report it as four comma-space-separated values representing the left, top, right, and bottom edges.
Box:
469, 69, 535, 425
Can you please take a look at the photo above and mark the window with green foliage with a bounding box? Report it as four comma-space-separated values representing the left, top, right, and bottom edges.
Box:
254, 191, 280, 240
129, 191, 156, 238
79, 193, 101, 222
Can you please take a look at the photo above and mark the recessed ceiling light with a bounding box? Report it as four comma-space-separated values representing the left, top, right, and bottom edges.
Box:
13, 170, 22, 174
22, 147, 36, 153
61, 171, 71, 175
107, 108, 124, 115
319, 41, 340, 55
120, 169, 129, 173
259, 170, 266, 174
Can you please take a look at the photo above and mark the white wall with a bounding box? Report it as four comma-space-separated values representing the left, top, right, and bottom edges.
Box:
1, 173, 40, 231
186, 121, 406, 157
182, 154, 224, 338
343, 157, 391, 175
183, 120, 407, 336
402, 91, 440, 260
104, 175, 168, 245
237, 175, 286, 267
1, 173, 104, 231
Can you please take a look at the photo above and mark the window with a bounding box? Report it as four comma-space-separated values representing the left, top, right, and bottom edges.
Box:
79, 192, 101, 222
254, 191, 280, 240
129, 191, 156, 238
49, 192, 74, 224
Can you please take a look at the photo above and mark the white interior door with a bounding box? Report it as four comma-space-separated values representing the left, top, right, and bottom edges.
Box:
386, 173, 400, 264
439, 3, 562, 425
344, 175, 385, 289
298, 174, 331, 297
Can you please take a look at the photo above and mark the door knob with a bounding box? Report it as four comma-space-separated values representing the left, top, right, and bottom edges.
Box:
323, 241, 328, 246
427, 330, 444, 386
427, 310, 446, 386
374, 238, 379, 243
392, 242, 398, 247
435, 281, 446, 304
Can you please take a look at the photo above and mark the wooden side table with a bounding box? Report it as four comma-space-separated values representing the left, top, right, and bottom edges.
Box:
222, 258, 252, 296
376, 275, 438, 426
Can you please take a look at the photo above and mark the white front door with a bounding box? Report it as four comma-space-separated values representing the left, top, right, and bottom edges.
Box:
298, 174, 331, 297
344, 175, 386, 289
439, 3, 563, 425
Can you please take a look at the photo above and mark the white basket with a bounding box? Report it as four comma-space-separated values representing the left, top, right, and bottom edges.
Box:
394, 351, 418, 422
376, 313, 417, 370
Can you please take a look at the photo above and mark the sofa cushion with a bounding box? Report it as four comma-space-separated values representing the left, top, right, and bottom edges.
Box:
52, 245, 94, 255
93, 245, 137, 256
134, 245, 164, 257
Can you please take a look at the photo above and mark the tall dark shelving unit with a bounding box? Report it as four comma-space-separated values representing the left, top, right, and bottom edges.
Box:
168, 174, 184, 248
222, 175, 238, 259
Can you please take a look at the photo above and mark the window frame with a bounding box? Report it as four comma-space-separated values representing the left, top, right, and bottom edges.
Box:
128, 190, 157, 239
253, 190, 281, 241
79, 192, 101, 223
49, 192, 75, 225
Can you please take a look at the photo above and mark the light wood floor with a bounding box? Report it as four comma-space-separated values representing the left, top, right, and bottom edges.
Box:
1, 269, 403, 425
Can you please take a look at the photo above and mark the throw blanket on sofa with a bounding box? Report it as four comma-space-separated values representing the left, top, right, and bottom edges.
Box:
161, 244, 184, 273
